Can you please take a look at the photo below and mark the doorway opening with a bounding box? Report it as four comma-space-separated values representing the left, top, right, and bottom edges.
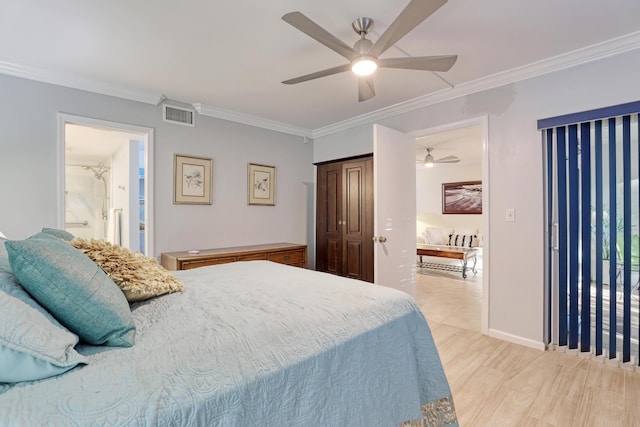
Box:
412, 117, 490, 334
57, 114, 154, 256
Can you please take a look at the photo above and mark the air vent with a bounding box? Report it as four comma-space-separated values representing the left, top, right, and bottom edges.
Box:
163, 104, 195, 127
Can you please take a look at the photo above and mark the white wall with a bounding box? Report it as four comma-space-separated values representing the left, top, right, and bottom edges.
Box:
416, 161, 483, 238
313, 126, 373, 163
0, 74, 314, 264
314, 48, 640, 348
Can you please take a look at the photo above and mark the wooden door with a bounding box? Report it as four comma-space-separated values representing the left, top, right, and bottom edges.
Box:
316, 155, 373, 282
342, 158, 374, 282
316, 161, 343, 276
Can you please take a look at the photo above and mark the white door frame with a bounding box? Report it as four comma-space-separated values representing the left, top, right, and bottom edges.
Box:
57, 113, 155, 257
412, 116, 490, 334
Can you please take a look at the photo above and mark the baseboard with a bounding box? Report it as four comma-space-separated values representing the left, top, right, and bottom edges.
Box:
488, 329, 546, 351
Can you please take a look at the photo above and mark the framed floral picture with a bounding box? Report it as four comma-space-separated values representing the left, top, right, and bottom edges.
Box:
248, 163, 276, 206
173, 154, 212, 205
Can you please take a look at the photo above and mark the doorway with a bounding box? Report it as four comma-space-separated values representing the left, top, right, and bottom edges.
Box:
412, 117, 490, 334
57, 114, 154, 256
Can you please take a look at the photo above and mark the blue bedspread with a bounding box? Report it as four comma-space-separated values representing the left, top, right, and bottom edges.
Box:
0, 261, 456, 426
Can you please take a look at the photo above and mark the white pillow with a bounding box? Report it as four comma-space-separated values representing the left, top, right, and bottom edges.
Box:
425, 228, 453, 245
0, 230, 5, 239
448, 233, 478, 248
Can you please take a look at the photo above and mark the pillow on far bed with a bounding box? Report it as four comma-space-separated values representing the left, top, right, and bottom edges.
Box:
70, 238, 184, 302
5, 233, 136, 347
0, 260, 87, 384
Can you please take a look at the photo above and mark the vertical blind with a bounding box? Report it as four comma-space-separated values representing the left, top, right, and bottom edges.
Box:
539, 101, 640, 363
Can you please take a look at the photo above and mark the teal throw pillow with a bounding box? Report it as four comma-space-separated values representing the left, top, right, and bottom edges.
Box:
5, 233, 136, 347
0, 266, 87, 384
41, 227, 74, 241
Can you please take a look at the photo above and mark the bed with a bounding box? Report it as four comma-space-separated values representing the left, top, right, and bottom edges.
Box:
0, 232, 457, 427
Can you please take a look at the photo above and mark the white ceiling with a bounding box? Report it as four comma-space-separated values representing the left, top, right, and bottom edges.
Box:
2, 0, 640, 136
415, 125, 481, 166
65, 124, 145, 164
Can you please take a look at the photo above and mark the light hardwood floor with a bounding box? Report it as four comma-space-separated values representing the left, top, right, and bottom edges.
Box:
415, 270, 640, 427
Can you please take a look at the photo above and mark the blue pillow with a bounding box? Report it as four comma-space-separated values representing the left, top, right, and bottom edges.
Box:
0, 265, 87, 384
41, 227, 74, 241
5, 233, 136, 347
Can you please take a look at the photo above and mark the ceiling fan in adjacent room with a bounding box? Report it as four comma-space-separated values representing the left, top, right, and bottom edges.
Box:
281, 0, 458, 102
418, 147, 460, 167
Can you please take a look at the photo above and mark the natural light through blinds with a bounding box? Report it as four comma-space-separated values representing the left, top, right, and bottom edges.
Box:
540, 101, 640, 364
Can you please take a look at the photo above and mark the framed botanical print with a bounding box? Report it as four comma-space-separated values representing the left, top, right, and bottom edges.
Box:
173, 154, 212, 205
248, 163, 275, 206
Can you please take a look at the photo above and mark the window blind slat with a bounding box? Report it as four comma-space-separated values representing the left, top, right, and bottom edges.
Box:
594, 120, 603, 356
608, 118, 618, 359
580, 122, 591, 352
622, 115, 632, 363
568, 124, 580, 349
556, 127, 568, 347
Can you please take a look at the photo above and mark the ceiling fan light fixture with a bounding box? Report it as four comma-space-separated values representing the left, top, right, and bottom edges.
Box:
424, 153, 435, 168
351, 57, 377, 76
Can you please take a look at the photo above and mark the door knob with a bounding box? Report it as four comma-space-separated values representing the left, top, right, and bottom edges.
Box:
378, 236, 387, 243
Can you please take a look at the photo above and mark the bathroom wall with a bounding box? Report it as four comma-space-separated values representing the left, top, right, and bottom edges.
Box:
65, 165, 109, 239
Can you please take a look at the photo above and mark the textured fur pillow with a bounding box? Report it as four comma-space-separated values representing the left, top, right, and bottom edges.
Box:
70, 238, 184, 302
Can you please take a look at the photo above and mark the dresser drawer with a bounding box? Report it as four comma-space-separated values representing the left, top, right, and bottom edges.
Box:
181, 256, 238, 270
238, 253, 268, 261
268, 249, 305, 265
161, 243, 307, 271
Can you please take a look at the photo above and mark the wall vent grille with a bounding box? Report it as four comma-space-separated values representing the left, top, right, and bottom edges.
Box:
163, 104, 195, 127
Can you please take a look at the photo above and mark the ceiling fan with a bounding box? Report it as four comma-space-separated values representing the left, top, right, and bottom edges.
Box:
281, 0, 458, 102
419, 147, 460, 167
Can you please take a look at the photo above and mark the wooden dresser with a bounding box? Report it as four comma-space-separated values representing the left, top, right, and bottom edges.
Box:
161, 243, 307, 271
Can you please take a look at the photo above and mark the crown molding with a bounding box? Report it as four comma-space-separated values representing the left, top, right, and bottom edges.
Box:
193, 103, 312, 138
0, 60, 313, 138
311, 30, 640, 138
2, 30, 639, 140
0, 60, 161, 105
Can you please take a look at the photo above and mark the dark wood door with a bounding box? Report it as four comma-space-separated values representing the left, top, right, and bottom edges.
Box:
316, 155, 373, 282
316, 161, 343, 276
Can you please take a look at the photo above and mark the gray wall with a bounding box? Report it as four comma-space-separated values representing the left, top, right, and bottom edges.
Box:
0, 74, 314, 264
313, 48, 640, 348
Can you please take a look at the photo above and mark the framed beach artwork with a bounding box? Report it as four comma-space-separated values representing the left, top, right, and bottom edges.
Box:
248, 163, 276, 206
442, 180, 482, 214
173, 154, 212, 205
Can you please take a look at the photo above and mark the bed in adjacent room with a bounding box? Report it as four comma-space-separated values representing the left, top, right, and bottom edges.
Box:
0, 231, 457, 427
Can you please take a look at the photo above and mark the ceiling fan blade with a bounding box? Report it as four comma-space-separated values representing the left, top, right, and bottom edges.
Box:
282, 12, 357, 61
282, 64, 351, 85
367, 0, 447, 58
378, 55, 457, 72
436, 155, 458, 162
358, 76, 375, 102
436, 157, 460, 163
